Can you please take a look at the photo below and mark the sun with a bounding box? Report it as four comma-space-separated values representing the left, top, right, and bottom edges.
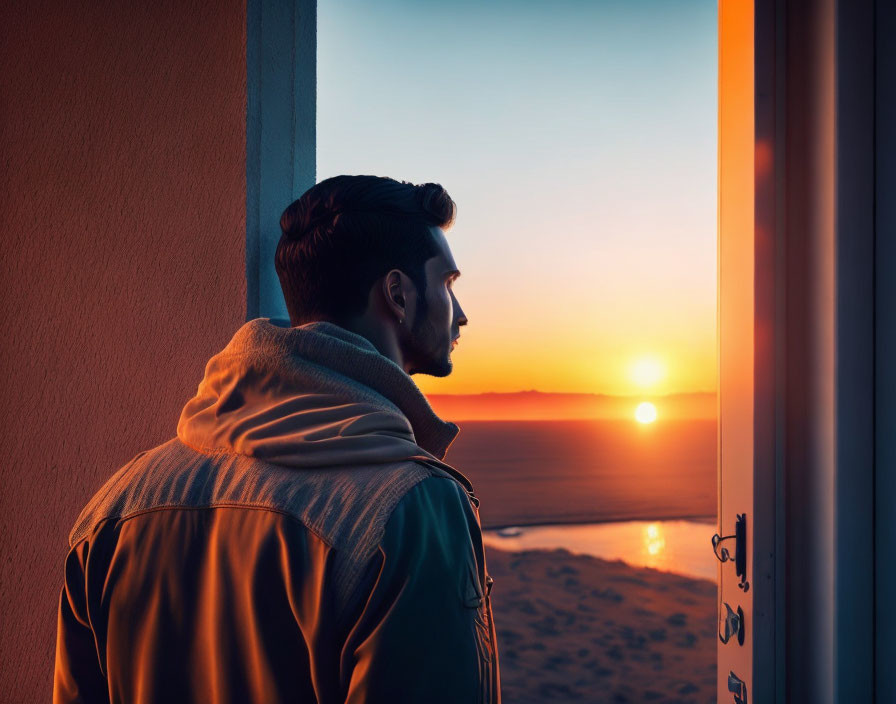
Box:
635, 402, 658, 424
630, 358, 665, 388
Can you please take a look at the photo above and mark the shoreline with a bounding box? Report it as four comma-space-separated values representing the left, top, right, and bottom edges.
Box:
487, 544, 718, 586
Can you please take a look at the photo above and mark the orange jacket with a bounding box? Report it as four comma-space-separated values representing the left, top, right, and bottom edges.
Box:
54, 320, 500, 703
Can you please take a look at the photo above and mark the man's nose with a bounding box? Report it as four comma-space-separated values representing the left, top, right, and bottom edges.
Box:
454, 298, 468, 327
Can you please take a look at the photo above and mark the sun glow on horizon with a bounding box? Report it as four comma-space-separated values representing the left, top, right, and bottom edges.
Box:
630, 358, 667, 389
635, 402, 658, 424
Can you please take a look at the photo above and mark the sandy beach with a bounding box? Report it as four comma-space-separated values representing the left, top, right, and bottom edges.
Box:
486, 546, 716, 704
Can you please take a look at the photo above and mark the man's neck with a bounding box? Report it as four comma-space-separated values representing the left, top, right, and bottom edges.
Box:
337, 316, 407, 373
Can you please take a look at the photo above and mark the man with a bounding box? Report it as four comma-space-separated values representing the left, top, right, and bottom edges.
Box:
53, 175, 500, 703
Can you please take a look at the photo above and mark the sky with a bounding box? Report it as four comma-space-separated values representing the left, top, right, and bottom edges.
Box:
318, 0, 718, 397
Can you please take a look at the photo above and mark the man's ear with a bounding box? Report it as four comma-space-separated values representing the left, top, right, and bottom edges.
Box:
382, 269, 411, 322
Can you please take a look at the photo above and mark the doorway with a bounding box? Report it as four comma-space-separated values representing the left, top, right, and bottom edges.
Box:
317, 2, 719, 702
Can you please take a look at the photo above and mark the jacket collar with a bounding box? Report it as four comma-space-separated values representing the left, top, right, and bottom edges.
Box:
177, 318, 463, 469
287, 320, 460, 459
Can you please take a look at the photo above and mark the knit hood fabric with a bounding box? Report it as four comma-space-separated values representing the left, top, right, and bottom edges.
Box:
177, 318, 461, 470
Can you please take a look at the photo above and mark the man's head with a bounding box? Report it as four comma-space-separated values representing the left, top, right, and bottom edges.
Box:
275, 175, 467, 377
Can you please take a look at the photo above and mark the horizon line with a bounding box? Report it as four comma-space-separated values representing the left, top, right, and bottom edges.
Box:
424, 389, 718, 397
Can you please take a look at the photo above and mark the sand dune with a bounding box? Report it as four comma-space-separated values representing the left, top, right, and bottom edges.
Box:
487, 547, 716, 704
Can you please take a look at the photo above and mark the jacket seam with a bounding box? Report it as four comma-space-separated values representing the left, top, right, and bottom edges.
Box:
70, 502, 336, 550
332, 472, 457, 635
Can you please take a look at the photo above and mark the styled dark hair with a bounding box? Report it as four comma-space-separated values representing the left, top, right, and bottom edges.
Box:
275, 175, 456, 326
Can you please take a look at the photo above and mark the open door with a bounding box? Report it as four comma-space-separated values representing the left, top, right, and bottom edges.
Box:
717, 1, 776, 701
721, 0, 889, 700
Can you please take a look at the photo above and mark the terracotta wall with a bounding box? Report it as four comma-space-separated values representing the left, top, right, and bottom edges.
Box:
0, 1, 247, 698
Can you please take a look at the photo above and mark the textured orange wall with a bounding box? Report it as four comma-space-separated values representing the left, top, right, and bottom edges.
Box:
0, 1, 247, 698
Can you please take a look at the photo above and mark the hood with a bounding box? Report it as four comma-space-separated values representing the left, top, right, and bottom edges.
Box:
177, 319, 462, 471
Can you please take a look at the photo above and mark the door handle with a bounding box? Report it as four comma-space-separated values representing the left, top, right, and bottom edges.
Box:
712, 513, 749, 591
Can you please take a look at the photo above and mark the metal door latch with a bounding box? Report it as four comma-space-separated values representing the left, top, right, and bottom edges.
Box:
727, 671, 747, 704
719, 602, 745, 645
712, 513, 749, 591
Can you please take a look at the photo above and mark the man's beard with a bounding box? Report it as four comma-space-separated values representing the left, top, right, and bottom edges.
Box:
405, 297, 452, 377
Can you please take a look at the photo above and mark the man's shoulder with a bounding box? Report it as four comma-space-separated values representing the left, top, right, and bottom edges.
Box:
381, 474, 481, 553
388, 475, 476, 524
67, 438, 457, 552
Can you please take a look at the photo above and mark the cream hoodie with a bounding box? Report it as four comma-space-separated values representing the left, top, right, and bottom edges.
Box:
177, 318, 474, 495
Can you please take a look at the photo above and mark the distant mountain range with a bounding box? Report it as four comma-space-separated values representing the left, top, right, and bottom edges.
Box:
425, 390, 716, 421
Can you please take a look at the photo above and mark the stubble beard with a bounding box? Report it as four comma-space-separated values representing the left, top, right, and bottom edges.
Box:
406, 300, 452, 378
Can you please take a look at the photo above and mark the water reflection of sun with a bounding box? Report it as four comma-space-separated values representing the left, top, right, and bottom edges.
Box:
643, 522, 666, 564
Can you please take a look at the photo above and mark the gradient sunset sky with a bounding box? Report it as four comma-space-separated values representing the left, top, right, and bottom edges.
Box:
318, 0, 717, 397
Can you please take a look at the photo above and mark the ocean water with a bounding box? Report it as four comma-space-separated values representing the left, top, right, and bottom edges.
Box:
444, 419, 717, 529
482, 519, 718, 582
